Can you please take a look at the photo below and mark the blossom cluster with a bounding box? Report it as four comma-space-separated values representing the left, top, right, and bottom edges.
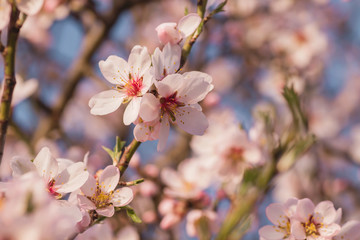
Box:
259, 198, 360, 240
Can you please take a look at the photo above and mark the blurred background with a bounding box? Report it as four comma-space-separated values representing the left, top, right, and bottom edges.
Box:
1, 0, 360, 239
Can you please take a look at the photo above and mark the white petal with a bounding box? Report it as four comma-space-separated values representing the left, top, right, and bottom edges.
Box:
291, 220, 306, 239
314, 201, 337, 225
56, 158, 75, 173
163, 43, 181, 75
161, 167, 184, 190
156, 73, 184, 97
80, 175, 97, 197
265, 203, 288, 227
99, 165, 120, 193
141, 70, 154, 94
139, 93, 160, 122
177, 74, 213, 104
177, 13, 202, 37
16, 0, 44, 15
0, 0, 11, 31
157, 115, 170, 152
89, 90, 125, 115
77, 194, 96, 211
111, 187, 133, 207
259, 225, 287, 239
295, 198, 315, 222
12, 77, 38, 106
318, 223, 340, 237
152, 47, 165, 80
96, 205, 115, 217
55, 162, 89, 194
123, 97, 142, 125
334, 221, 360, 240
33, 147, 58, 181
128, 45, 151, 78
99, 55, 129, 85
10, 156, 36, 177
175, 107, 208, 135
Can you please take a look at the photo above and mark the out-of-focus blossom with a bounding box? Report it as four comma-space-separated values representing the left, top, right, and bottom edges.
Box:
116, 226, 140, 240
161, 159, 212, 199
271, 23, 327, 68
12, 75, 39, 106
186, 209, 218, 237
137, 72, 213, 151
10, 147, 89, 198
156, 13, 201, 45
333, 221, 360, 240
158, 197, 186, 229
75, 221, 113, 240
77, 165, 133, 217
0, 0, 44, 30
89, 46, 153, 125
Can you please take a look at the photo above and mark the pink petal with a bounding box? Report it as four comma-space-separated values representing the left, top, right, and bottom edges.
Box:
123, 97, 142, 125
0, 1, 11, 30
177, 13, 202, 37
290, 220, 306, 239
16, 0, 44, 15
99, 165, 120, 193
55, 162, 89, 194
134, 121, 160, 142
334, 221, 360, 240
152, 47, 165, 80
314, 201, 337, 225
139, 93, 160, 122
80, 175, 97, 197
33, 147, 58, 181
89, 90, 125, 115
295, 198, 315, 222
128, 45, 151, 78
56, 158, 75, 173
96, 205, 115, 217
99, 55, 129, 85
175, 107, 208, 135
111, 187, 133, 207
259, 225, 287, 240
157, 115, 170, 152
318, 223, 341, 237
77, 194, 96, 211
265, 203, 288, 227
155, 22, 182, 45
141, 71, 154, 94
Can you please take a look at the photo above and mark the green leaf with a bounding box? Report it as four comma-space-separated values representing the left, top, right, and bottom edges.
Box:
184, 7, 189, 15
102, 136, 126, 165
124, 206, 142, 223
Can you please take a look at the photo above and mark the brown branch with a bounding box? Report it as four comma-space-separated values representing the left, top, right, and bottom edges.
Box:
0, 7, 23, 165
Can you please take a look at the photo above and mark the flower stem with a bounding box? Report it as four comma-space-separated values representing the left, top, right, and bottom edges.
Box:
117, 139, 141, 177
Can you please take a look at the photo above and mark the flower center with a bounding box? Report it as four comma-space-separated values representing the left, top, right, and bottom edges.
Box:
160, 92, 185, 122
303, 217, 321, 237
225, 146, 244, 164
47, 179, 61, 199
91, 186, 113, 208
117, 73, 143, 98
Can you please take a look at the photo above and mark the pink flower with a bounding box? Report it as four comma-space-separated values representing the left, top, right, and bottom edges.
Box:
89, 45, 153, 125
0, 0, 44, 30
77, 165, 133, 217
259, 198, 298, 240
137, 72, 213, 151
156, 13, 202, 45
291, 198, 341, 239
10, 147, 89, 198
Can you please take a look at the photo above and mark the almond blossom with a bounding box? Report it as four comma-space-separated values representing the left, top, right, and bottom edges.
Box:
291, 198, 341, 240
156, 13, 202, 45
186, 209, 218, 237
259, 198, 298, 240
0, 0, 44, 30
77, 165, 133, 217
333, 220, 360, 240
89, 45, 153, 125
137, 72, 213, 151
10, 147, 89, 199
